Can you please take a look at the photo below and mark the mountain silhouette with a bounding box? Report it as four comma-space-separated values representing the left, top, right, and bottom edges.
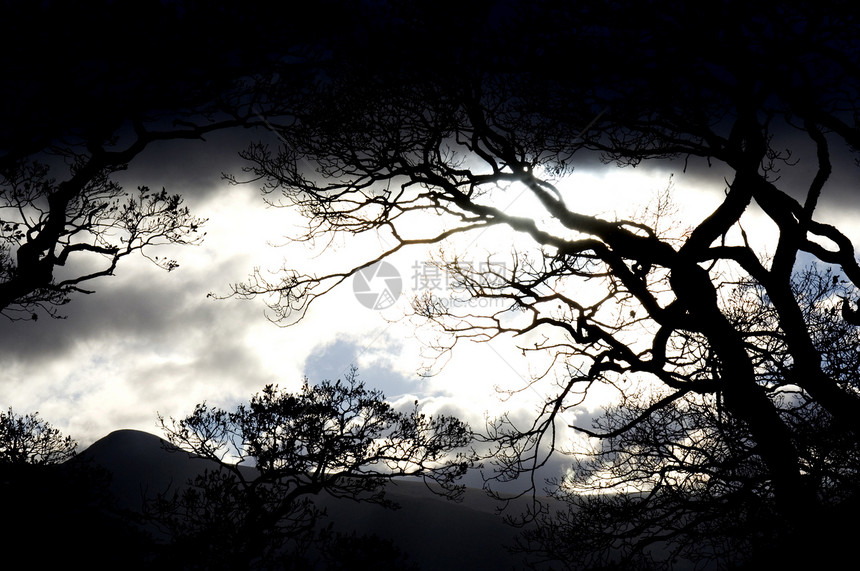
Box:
79, 429, 533, 570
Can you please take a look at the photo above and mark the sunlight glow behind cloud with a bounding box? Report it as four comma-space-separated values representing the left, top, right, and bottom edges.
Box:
1, 149, 778, 482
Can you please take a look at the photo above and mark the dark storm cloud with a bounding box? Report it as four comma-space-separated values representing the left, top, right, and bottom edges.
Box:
0, 247, 252, 365
115, 126, 273, 205
124, 325, 277, 407
572, 123, 858, 228
2, 2, 857, 517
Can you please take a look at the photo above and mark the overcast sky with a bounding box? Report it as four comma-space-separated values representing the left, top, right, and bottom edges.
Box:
0, 127, 560, 447
2, 122, 859, 490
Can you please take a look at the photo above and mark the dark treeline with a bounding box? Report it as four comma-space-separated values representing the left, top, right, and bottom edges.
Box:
4, 1, 860, 569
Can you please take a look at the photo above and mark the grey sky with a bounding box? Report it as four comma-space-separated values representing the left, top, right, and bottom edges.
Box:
2, 116, 858, 499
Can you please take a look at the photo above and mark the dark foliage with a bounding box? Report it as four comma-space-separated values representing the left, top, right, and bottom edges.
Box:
5, 1, 860, 568
0, 407, 76, 465
222, 2, 860, 568
0, 409, 152, 566
0, 0, 326, 320
146, 368, 474, 569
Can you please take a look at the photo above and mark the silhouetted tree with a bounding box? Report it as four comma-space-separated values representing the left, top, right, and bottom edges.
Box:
498, 266, 860, 569
0, 159, 209, 320
224, 1, 860, 567
0, 407, 76, 466
0, 1, 325, 321
147, 368, 474, 569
